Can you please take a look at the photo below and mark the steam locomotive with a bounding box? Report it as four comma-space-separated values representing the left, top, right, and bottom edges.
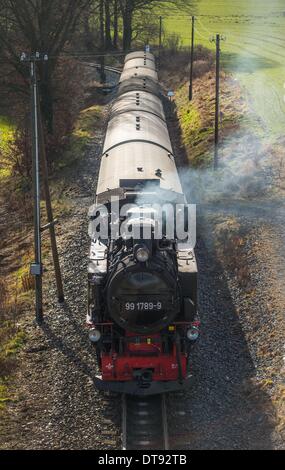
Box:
87, 51, 199, 395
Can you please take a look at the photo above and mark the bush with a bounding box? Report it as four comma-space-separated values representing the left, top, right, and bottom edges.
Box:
0, 57, 86, 183
163, 33, 182, 54
44, 58, 87, 167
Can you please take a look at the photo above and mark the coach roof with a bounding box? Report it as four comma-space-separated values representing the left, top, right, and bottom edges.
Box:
120, 66, 158, 83
124, 51, 155, 63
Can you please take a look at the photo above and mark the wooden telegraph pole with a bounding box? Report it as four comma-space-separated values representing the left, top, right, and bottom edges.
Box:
210, 34, 225, 170
158, 16, 163, 69
189, 16, 195, 101
38, 98, 64, 304
214, 33, 220, 170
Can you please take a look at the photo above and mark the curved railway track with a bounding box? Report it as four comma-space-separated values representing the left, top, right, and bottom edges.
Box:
122, 394, 169, 450
83, 62, 122, 75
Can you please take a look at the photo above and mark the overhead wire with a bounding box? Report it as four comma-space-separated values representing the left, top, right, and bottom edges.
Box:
194, 28, 211, 43
0, 12, 283, 63
196, 16, 213, 37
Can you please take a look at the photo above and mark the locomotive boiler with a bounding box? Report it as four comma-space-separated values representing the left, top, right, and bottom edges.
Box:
87, 51, 199, 395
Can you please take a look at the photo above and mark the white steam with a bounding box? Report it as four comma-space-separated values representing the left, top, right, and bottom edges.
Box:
180, 127, 274, 204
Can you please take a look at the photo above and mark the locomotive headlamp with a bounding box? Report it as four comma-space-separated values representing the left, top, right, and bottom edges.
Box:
89, 328, 101, 343
135, 246, 150, 263
186, 326, 199, 342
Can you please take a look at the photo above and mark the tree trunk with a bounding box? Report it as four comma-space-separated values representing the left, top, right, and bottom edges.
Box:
83, 9, 94, 52
122, 2, 133, 51
113, 0, 118, 49
39, 65, 54, 135
99, 0, 106, 83
105, 0, 112, 50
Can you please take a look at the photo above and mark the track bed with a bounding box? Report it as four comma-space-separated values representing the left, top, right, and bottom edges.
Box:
122, 394, 169, 450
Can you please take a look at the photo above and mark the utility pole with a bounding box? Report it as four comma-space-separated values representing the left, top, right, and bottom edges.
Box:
21, 52, 47, 323
214, 33, 220, 170
37, 91, 64, 304
21, 52, 65, 323
210, 34, 225, 170
189, 16, 195, 101
158, 16, 163, 69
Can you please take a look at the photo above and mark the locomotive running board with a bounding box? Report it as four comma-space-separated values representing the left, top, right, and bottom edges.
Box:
94, 375, 192, 396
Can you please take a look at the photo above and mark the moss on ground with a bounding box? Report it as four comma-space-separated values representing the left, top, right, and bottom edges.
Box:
0, 116, 14, 150
0, 382, 11, 410
174, 69, 263, 168
56, 105, 102, 171
0, 116, 15, 180
0, 327, 26, 411
0, 328, 26, 358
175, 80, 214, 167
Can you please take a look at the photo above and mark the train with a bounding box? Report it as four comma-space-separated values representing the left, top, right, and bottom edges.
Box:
87, 50, 199, 395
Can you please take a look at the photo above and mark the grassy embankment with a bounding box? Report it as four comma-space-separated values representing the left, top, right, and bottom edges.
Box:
174, 71, 250, 167
0, 116, 14, 178
0, 116, 22, 409
0, 105, 102, 412
160, 50, 262, 170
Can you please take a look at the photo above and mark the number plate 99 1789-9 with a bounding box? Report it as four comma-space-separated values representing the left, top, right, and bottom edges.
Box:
124, 302, 162, 311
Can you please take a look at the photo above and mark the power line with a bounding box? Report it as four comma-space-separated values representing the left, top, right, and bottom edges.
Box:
157, 13, 284, 17
196, 16, 213, 36
0, 48, 161, 63
194, 28, 210, 42
0, 28, 282, 64
54, 49, 160, 60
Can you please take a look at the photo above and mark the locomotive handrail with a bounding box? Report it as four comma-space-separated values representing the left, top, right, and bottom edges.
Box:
102, 139, 174, 158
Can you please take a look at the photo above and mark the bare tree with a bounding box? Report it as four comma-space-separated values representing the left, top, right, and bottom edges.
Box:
113, 0, 119, 48
105, 0, 113, 49
118, 0, 196, 51
0, 0, 91, 133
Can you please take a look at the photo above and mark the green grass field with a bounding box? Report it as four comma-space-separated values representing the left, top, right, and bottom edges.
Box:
162, 0, 285, 137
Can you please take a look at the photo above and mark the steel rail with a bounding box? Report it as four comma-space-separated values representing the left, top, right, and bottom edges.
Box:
122, 393, 169, 450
